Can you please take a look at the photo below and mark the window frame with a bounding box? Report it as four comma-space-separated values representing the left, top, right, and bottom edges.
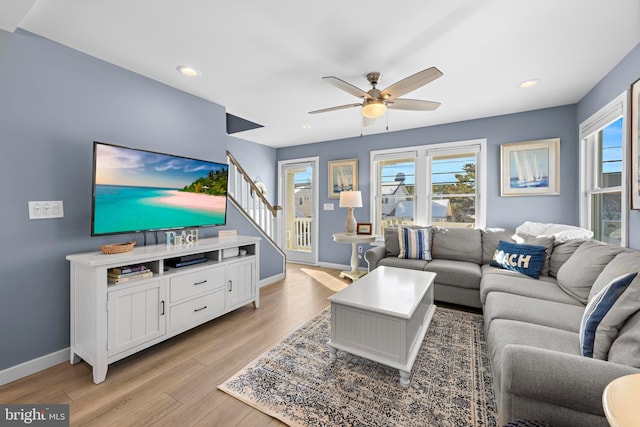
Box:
370, 139, 486, 236
579, 91, 628, 247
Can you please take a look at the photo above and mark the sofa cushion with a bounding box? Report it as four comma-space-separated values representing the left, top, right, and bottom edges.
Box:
556, 240, 624, 304
481, 228, 516, 264
549, 239, 586, 278
580, 272, 640, 359
378, 257, 429, 270
608, 310, 640, 368
431, 227, 482, 264
484, 292, 584, 333
488, 319, 580, 401
514, 233, 554, 276
398, 226, 432, 260
490, 240, 547, 278
589, 250, 640, 301
488, 320, 581, 363
425, 259, 481, 290
480, 265, 582, 306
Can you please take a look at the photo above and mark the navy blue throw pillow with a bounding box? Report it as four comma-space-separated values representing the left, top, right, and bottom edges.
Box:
490, 240, 546, 278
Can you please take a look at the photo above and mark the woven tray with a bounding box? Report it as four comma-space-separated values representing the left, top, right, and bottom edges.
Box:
100, 241, 136, 254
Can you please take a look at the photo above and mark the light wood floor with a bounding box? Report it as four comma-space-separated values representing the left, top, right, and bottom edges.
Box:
0, 263, 347, 426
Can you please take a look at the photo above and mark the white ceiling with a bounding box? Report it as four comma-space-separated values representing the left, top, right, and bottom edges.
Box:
4, 1, 640, 148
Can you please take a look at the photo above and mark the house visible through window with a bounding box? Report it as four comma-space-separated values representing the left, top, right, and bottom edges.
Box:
375, 154, 417, 234
371, 140, 486, 235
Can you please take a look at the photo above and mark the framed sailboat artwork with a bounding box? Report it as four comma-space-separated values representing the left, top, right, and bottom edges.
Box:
500, 138, 560, 196
328, 158, 358, 199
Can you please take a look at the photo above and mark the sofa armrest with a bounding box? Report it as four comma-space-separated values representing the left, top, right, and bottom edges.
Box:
364, 246, 386, 271
501, 344, 639, 420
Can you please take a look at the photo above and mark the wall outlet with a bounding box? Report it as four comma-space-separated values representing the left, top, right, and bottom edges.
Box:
358, 245, 363, 254
28, 201, 64, 219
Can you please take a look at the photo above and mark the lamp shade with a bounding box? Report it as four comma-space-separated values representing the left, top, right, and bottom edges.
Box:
339, 190, 362, 208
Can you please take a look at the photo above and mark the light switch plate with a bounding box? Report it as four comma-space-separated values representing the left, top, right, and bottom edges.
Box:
28, 201, 64, 219
323, 203, 334, 211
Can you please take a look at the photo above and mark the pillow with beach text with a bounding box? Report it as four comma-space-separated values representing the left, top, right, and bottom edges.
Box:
490, 240, 546, 278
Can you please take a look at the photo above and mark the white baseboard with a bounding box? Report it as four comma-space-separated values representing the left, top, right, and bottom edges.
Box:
0, 348, 69, 387
259, 272, 285, 288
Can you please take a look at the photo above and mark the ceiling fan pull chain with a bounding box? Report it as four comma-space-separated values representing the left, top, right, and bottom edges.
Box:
386, 108, 389, 131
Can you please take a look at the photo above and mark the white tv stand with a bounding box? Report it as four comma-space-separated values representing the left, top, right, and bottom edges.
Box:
66, 235, 260, 384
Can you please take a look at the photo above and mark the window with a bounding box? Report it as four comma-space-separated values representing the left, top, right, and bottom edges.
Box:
428, 148, 479, 227
579, 92, 628, 246
371, 140, 485, 235
373, 152, 417, 235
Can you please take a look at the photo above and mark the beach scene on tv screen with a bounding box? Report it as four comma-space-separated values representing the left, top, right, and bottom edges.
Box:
93, 144, 227, 235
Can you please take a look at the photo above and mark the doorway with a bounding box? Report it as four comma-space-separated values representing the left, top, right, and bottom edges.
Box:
278, 157, 319, 265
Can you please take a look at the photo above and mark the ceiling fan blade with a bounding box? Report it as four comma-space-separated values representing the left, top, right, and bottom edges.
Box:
387, 98, 441, 111
308, 103, 362, 114
322, 76, 371, 99
380, 67, 443, 100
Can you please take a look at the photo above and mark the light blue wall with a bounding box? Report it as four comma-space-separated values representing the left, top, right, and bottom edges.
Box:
577, 42, 640, 249
278, 105, 579, 266
0, 29, 280, 371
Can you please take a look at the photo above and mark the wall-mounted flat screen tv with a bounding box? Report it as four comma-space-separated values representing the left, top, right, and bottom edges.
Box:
91, 141, 228, 236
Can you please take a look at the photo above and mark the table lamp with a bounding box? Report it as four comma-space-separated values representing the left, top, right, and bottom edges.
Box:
339, 190, 362, 235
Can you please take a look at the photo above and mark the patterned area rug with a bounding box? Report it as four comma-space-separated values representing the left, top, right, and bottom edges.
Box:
219, 307, 497, 427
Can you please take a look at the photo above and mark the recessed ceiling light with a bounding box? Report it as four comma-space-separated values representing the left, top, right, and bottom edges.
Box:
302, 124, 312, 129
519, 79, 539, 88
177, 65, 200, 77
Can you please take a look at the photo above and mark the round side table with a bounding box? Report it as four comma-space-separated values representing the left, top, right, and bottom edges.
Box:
602, 373, 640, 427
332, 232, 377, 281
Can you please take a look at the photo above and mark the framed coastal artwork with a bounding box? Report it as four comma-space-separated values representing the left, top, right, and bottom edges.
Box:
632, 78, 640, 209
500, 138, 560, 197
328, 159, 358, 199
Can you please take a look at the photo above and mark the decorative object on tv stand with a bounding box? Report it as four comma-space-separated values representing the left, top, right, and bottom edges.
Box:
165, 229, 198, 246
339, 190, 362, 235
100, 241, 136, 254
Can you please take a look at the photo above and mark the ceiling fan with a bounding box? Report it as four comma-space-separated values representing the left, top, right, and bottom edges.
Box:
308, 67, 443, 122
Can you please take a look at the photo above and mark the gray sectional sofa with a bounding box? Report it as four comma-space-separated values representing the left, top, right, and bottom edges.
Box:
364, 226, 640, 426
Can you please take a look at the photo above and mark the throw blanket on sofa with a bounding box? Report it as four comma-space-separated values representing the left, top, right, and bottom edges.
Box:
515, 221, 593, 242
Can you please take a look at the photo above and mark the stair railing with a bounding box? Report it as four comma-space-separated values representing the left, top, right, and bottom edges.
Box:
226, 151, 282, 247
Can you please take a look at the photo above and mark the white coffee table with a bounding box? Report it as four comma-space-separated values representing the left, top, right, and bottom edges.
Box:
327, 266, 436, 388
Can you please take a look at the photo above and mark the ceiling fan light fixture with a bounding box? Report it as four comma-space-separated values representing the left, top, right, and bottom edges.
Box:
362, 99, 387, 119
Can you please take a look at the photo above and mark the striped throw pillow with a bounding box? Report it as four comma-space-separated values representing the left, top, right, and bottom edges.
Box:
580, 272, 639, 358
398, 227, 431, 260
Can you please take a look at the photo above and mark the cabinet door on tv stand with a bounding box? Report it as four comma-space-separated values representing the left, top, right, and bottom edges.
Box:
226, 259, 256, 309
107, 280, 166, 357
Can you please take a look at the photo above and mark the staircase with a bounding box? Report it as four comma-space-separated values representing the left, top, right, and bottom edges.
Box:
226, 151, 283, 254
